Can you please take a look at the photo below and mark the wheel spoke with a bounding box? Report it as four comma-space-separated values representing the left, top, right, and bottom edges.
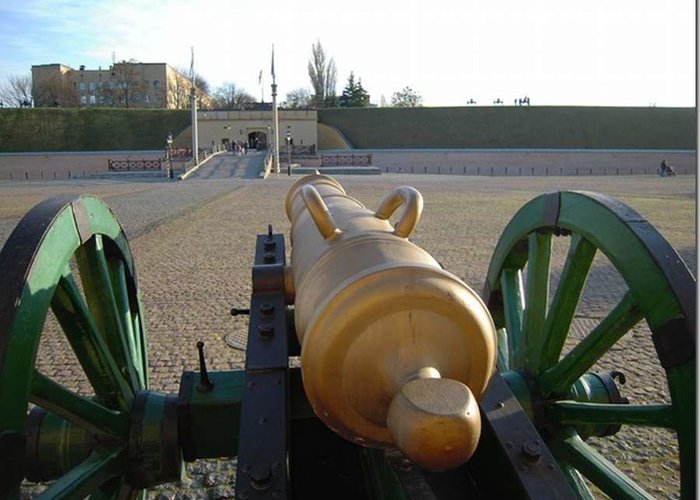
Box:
547, 401, 676, 429
496, 327, 510, 371
559, 462, 596, 500
37, 447, 124, 499
109, 260, 146, 388
539, 291, 643, 396
500, 268, 525, 367
523, 231, 552, 371
52, 269, 134, 410
540, 235, 597, 370
29, 370, 128, 437
76, 235, 142, 392
89, 476, 141, 500
553, 431, 654, 499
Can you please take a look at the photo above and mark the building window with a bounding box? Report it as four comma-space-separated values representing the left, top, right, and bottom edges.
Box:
144, 94, 150, 103
89, 95, 96, 105
153, 80, 159, 88
79, 82, 86, 91
80, 95, 87, 105
88, 82, 96, 91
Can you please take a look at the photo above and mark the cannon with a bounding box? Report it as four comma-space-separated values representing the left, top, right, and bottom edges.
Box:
0, 173, 695, 499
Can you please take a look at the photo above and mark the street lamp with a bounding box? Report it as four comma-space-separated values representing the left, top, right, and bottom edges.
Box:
286, 131, 292, 176
166, 132, 173, 179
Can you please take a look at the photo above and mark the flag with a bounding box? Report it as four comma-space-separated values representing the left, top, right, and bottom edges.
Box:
258, 70, 262, 85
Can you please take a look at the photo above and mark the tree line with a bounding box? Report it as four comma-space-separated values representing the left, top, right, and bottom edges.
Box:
0, 41, 422, 109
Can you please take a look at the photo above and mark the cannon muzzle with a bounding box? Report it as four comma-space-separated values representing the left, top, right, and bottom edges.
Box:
285, 174, 497, 471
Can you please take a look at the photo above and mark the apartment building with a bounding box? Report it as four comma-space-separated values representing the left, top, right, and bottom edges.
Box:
31, 62, 212, 109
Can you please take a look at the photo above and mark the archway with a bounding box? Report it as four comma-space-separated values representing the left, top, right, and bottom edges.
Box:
248, 131, 268, 150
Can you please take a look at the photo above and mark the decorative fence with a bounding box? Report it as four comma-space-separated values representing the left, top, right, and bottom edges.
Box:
320, 153, 372, 166
107, 158, 162, 171
171, 148, 192, 159
290, 145, 316, 156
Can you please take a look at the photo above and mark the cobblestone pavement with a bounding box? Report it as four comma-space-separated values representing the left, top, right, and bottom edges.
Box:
1, 170, 695, 498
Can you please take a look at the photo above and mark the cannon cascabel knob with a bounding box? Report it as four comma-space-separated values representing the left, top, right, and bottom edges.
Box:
387, 377, 481, 471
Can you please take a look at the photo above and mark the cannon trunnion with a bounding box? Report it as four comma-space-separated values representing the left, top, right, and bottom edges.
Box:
0, 174, 695, 499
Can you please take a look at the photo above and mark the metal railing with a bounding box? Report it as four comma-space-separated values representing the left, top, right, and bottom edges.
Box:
107, 158, 162, 171
320, 153, 372, 166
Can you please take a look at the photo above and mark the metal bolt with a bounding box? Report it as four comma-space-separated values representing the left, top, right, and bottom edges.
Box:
521, 441, 542, 464
230, 307, 250, 317
258, 323, 274, 339
263, 252, 276, 263
260, 303, 275, 316
250, 465, 272, 490
496, 401, 505, 409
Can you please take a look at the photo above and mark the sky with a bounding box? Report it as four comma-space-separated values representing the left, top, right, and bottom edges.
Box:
0, 0, 695, 107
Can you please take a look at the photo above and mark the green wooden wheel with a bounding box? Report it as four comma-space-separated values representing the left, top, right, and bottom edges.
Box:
484, 191, 695, 499
0, 195, 149, 498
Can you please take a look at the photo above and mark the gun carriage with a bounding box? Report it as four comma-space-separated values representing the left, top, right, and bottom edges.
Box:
0, 173, 695, 499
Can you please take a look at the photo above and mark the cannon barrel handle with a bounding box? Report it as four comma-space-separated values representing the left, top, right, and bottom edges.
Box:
374, 186, 423, 238
300, 184, 340, 239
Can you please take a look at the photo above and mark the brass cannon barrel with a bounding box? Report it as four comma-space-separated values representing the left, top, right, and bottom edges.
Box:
285, 174, 497, 471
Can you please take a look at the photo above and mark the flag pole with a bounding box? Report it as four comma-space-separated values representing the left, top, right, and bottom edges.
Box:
271, 45, 280, 174
190, 47, 199, 166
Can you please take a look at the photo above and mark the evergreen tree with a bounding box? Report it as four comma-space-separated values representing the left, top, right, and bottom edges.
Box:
339, 72, 369, 107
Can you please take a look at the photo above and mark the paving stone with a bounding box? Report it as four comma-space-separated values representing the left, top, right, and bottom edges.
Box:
1, 156, 694, 498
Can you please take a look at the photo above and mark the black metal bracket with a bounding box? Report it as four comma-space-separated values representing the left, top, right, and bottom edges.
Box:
235, 230, 290, 499
469, 372, 577, 499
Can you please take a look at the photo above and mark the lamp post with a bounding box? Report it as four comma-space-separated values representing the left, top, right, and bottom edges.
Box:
166, 132, 173, 180
224, 125, 231, 151
286, 131, 292, 176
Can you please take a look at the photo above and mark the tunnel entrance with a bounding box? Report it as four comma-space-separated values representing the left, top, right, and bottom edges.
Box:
248, 131, 268, 150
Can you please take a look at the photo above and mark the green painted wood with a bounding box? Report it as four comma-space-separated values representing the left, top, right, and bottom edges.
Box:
553, 432, 654, 499
0, 195, 148, 496
29, 371, 129, 437
523, 231, 551, 372
37, 447, 124, 499
539, 235, 596, 371
539, 291, 643, 397
499, 269, 525, 367
547, 401, 675, 429
484, 190, 696, 499
52, 270, 133, 411
559, 463, 596, 500
75, 235, 141, 393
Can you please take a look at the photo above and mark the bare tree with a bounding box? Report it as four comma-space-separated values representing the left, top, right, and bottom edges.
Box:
168, 70, 190, 109
284, 88, 313, 109
101, 60, 145, 108
390, 86, 423, 107
213, 82, 256, 110
171, 67, 213, 109
308, 40, 337, 108
0, 74, 33, 107
33, 73, 76, 107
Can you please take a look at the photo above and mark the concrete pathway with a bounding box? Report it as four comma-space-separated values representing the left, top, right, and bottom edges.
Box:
188, 151, 265, 180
